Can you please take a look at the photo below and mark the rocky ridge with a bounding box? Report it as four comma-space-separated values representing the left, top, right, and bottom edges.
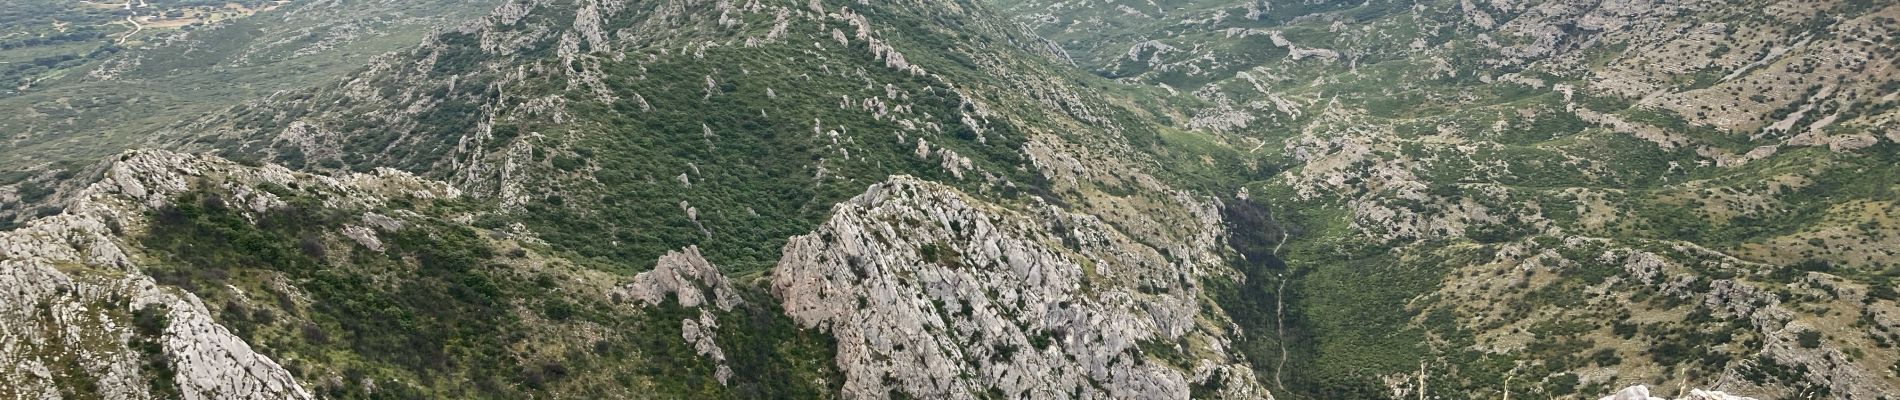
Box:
0, 148, 1274, 399
0, 149, 456, 399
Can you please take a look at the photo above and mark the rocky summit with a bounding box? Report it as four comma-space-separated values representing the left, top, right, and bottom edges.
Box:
1, 0, 1896, 399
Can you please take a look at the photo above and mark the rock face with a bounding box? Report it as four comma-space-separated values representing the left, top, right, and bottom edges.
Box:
772, 176, 1267, 399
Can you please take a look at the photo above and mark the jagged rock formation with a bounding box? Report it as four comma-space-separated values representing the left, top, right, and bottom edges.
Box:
773, 176, 1268, 399
621, 246, 744, 312
617, 246, 744, 385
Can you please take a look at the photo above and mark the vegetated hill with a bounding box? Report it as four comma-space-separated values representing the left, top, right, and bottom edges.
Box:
1001, 0, 1900, 397
0, 0, 500, 181
171, 0, 1253, 278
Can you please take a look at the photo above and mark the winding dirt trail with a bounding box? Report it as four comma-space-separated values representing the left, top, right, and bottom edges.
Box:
1262, 205, 1291, 391
116, 16, 141, 44
1273, 274, 1288, 390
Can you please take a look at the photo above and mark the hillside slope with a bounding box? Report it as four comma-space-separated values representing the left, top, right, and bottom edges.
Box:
1002, 0, 1900, 397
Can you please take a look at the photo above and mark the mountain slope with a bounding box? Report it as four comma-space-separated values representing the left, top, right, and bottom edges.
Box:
5, 0, 1284, 398
172, 0, 1146, 270
4, 0, 1897, 398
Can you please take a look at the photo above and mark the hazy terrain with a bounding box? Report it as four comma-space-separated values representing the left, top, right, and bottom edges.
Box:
0, 0, 1895, 399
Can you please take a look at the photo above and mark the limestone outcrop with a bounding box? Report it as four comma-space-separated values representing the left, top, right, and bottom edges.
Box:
616, 246, 743, 385
772, 176, 1268, 399
1600, 385, 1757, 400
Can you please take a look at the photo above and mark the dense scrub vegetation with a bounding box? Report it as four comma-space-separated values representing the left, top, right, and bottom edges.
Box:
136, 183, 840, 398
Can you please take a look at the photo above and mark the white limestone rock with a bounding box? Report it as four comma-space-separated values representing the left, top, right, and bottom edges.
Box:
1599, 385, 1757, 400
619, 245, 743, 312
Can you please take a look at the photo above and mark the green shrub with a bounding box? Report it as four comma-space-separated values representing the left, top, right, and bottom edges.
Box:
1797, 330, 1823, 348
